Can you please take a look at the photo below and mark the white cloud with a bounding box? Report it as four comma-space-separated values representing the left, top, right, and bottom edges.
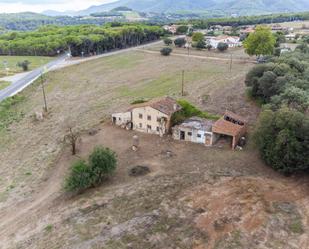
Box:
0, 0, 116, 13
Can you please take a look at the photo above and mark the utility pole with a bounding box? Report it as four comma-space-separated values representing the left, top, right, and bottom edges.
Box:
181, 70, 185, 96
229, 54, 233, 72
40, 73, 48, 112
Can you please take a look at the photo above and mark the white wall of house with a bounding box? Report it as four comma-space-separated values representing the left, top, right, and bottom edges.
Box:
112, 112, 132, 126
173, 127, 215, 146
208, 36, 242, 48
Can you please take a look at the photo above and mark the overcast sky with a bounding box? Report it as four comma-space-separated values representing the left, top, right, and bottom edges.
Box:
0, 0, 116, 13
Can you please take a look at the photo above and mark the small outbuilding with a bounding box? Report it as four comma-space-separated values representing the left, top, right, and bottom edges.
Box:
212, 111, 247, 149
172, 117, 217, 146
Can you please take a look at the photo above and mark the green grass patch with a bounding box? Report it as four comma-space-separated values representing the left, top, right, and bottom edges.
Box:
117, 69, 217, 99
130, 98, 148, 105
44, 224, 53, 232
0, 95, 25, 131
102, 53, 143, 70
172, 99, 220, 125
289, 220, 304, 234
0, 56, 53, 77
0, 81, 10, 90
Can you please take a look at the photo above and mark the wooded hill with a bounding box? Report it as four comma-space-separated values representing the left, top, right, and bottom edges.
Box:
0, 24, 164, 57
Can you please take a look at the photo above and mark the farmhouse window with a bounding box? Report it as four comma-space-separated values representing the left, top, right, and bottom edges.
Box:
139, 114, 143, 119
139, 123, 142, 128
197, 134, 201, 138
188, 132, 192, 136
147, 115, 151, 121
147, 125, 152, 130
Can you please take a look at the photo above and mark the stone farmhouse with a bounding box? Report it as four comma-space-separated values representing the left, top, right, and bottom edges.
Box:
112, 98, 247, 149
112, 97, 182, 136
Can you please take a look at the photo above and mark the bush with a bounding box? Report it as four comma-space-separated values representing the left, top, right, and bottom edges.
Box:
176, 25, 188, 34
160, 47, 172, 56
163, 38, 173, 46
254, 108, 309, 174
64, 147, 117, 192
88, 146, 117, 184
196, 40, 206, 50
172, 100, 220, 125
131, 99, 147, 105
17, 60, 31, 71
174, 37, 186, 47
65, 160, 91, 192
217, 42, 228, 52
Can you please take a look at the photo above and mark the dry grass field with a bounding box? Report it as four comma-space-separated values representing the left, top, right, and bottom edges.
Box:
0, 47, 308, 249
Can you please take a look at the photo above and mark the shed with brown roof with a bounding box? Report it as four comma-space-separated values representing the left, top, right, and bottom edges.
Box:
212, 111, 247, 149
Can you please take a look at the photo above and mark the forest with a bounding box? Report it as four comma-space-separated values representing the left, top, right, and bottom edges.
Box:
0, 24, 164, 57
190, 12, 309, 29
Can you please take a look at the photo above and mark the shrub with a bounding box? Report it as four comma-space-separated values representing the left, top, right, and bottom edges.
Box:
131, 99, 147, 105
65, 147, 117, 192
160, 47, 172, 56
195, 40, 206, 50
65, 160, 91, 192
176, 25, 188, 34
217, 42, 228, 52
172, 100, 220, 125
17, 60, 31, 71
174, 37, 186, 47
88, 146, 117, 184
163, 38, 173, 46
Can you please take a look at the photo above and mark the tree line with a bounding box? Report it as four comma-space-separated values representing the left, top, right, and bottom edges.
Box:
245, 43, 309, 174
0, 24, 164, 57
187, 12, 309, 29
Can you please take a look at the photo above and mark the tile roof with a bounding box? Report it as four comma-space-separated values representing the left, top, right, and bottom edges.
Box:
129, 97, 182, 116
212, 118, 244, 137
212, 111, 247, 137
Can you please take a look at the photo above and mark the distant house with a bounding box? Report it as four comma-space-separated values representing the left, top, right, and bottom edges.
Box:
112, 97, 182, 136
172, 117, 216, 146
240, 27, 255, 35
212, 111, 247, 149
163, 25, 179, 34
285, 33, 296, 41
207, 35, 242, 48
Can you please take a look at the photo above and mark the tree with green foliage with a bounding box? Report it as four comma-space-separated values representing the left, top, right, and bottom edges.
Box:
217, 42, 228, 52
160, 47, 172, 56
174, 37, 186, 47
192, 32, 204, 42
254, 108, 309, 174
65, 160, 92, 192
244, 26, 276, 57
163, 38, 173, 46
64, 146, 117, 192
17, 60, 31, 71
176, 25, 188, 35
206, 44, 212, 51
88, 146, 117, 184
195, 40, 206, 50
0, 24, 164, 57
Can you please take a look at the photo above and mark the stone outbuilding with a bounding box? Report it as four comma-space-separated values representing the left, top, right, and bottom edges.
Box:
212, 111, 247, 149
172, 117, 217, 146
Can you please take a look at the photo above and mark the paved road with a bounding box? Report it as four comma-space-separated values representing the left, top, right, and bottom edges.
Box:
0, 55, 67, 102
0, 39, 163, 102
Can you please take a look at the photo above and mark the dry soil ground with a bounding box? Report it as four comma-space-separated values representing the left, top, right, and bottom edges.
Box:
0, 46, 308, 249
